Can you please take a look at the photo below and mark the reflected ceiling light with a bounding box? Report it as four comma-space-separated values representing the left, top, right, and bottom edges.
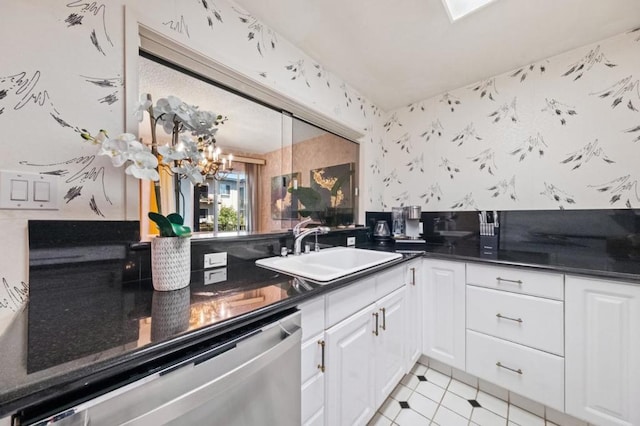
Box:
198, 138, 234, 181
442, 0, 497, 21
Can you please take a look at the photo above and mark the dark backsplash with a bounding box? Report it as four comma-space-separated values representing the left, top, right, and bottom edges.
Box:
366, 209, 640, 257
28, 221, 369, 282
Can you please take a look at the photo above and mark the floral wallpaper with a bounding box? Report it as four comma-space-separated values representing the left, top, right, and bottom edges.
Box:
0, 0, 379, 332
379, 29, 640, 211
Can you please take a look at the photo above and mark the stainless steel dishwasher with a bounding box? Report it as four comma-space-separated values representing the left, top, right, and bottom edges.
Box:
28, 311, 301, 426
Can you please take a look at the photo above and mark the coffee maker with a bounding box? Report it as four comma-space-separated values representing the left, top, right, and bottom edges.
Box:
394, 205, 425, 244
404, 205, 422, 239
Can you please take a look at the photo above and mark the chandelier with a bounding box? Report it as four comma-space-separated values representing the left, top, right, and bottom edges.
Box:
199, 139, 234, 181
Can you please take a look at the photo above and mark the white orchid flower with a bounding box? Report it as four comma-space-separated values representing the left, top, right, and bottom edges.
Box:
98, 133, 137, 167
135, 93, 152, 122
125, 149, 160, 181
178, 135, 201, 162
155, 96, 194, 133
172, 162, 204, 185
158, 143, 188, 163
190, 110, 219, 138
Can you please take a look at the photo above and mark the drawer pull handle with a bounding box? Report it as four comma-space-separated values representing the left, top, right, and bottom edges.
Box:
496, 361, 523, 375
496, 277, 523, 285
317, 340, 325, 372
380, 307, 387, 330
496, 313, 523, 323
410, 267, 416, 286
373, 312, 379, 336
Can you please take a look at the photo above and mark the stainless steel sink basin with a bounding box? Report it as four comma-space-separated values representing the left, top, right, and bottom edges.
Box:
255, 247, 402, 283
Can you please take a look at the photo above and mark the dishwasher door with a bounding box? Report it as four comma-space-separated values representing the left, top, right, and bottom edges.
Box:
30, 311, 301, 426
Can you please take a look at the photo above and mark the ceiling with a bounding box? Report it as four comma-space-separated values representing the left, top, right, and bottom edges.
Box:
232, 0, 640, 111
139, 56, 335, 154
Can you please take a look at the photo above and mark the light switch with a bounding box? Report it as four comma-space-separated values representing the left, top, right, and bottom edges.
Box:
33, 181, 50, 202
0, 170, 59, 210
10, 179, 28, 201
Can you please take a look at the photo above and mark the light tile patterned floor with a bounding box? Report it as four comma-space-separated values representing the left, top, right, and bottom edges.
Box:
368, 361, 560, 426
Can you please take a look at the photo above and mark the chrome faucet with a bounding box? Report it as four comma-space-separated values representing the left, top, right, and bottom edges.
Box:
293, 217, 314, 237
293, 226, 330, 255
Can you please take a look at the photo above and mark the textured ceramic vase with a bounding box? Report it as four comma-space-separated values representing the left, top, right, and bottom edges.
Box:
151, 236, 191, 291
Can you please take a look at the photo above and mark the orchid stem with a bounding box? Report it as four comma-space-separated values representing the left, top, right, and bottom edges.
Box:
146, 94, 162, 216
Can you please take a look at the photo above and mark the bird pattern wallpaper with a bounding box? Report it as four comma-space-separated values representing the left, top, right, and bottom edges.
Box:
0, 0, 378, 332
378, 29, 640, 211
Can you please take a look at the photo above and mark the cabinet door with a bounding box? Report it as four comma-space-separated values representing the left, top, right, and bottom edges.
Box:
404, 260, 422, 371
325, 304, 376, 426
375, 287, 406, 407
566, 276, 640, 426
422, 259, 466, 370
301, 334, 325, 426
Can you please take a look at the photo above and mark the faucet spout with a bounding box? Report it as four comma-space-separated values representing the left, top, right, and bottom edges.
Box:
293, 217, 313, 237
293, 226, 330, 255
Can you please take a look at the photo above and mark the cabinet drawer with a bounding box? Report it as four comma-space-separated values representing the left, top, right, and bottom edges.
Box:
325, 276, 376, 328
467, 286, 564, 355
466, 330, 564, 411
466, 263, 563, 300
300, 297, 325, 340
376, 265, 406, 299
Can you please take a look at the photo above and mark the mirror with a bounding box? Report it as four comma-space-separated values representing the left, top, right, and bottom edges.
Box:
138, 53, 358, 237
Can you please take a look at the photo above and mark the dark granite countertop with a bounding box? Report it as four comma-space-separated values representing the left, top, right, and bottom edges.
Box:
0, 247, 417, 420
4, 222, 640, 420
418, 242, 640, 283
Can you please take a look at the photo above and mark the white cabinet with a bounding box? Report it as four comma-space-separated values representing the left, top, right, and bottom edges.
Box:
301, 262, 406, 426
466, 285, 564, 356
300, 297, 326, 426
325, 304, 377, 426
374, 288, 406, 407
466, 264, 565, 411
467, 330, 564, 411
565, 275, 640, 426
404, 259, 422, 371
325, 286, 406, 426
422, 259, 466, 370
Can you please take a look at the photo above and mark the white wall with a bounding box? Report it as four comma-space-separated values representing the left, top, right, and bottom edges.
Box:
0, 0, 380, 333
380, 29, 640, 211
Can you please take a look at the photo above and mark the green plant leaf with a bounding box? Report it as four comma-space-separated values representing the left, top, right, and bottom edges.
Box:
166, 213, 184, 225
148, 212, 176, 237
148, 212, 192, 237
288, 186, 321, 210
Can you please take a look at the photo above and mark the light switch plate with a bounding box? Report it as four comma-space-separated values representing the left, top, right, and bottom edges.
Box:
0, 170, 59, 210
346, 236, 356, 246
204, 252, 227, 268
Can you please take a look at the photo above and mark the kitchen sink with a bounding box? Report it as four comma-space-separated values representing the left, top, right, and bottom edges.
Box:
255, 246, 403, 283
